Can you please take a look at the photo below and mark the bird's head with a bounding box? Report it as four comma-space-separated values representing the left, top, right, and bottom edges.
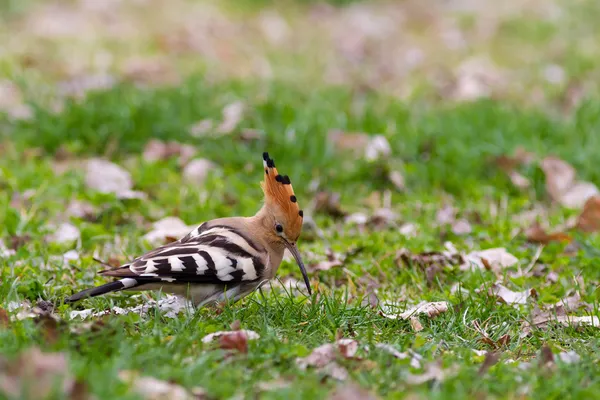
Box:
257, 152, 310, 294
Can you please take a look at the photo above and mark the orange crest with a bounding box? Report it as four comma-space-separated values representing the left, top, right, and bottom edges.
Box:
261, 152, 303, 240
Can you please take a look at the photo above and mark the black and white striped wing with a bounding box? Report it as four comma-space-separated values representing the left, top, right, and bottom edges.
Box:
102, 224, 267, 285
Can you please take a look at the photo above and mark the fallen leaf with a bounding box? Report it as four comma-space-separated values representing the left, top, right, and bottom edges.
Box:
451, 219, 472, 235
395, 247, 464, 270
182, 159, 218, 185
541, 156, 599, 209
488, 283, 531, 305
65, 200, 98, 220
557, 351, 581, 364
472, 320, 511, 350
0, 347, 75, 399
310, 247, 362, 272
329, 382, 379, 400
189, 119, 213, 137
398, 223, 418, 238
69, 294, 192, 320
201, 330, 260, 344
121, 56, 180, 86
143, 217, 195, 246
35, 314, 60, 345
493, 149, 534, 190
464, 248, 519, 271
58, 73, 116, 99
373, 344, 422, 368
119, 370, 202, 400
525, 222, 572, 244
47, 223, 80, 244
388, 170, 405, 191
216, 101, 244, 134
328, 130, 369, 156
576, 196, 600, 232
405, 361, 457, 385
217, 330, 251, 353
85, 158, 145, 199
313, 191, 346, 218
381, 301, 449, 320
436, 204, 457, 225
364, 135, 391, 161
521, 304, 600, 336
296, 339, 359, 381
478, 352, 501, 375
0, 308, 9, 329
538, 345, 555, 368
143, 139, 196, 166
409, 317, 424, 332
552, 292, 591, 312
0, 240, 16, 258
256, 380, 291, 392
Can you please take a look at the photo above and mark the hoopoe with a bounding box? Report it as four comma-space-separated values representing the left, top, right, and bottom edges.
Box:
66, 152, 311, 307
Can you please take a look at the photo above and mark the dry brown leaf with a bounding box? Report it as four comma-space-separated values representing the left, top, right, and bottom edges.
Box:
182, 159, 218, 185
451, 219, 472, 235
364, 135, 391, 161
143, 217, 195, 246
119, 370, 203, 400
381, 301, 449, 320
0, 347, 75, 399
310, 247, 362, 272
541, 156, 599, 209
525, 222, 572, 244
329, 382, 379, 400
488, 283, 532, 305
388, 170, 405, 191
65, 200, 98, 220
296, 339, 358, 381
0, 307, 9, 329
373, 344, 422, 368
328, 131, 391, 161
409, 317, 424, 332
328, 130, 369, 155
189, 119, 213, 137
201, 330, 260, 347
464, 248, 519, 271
47, 223, 81, 244
121, 57, 180, 86
85, 158, 146, 199
58, 74, 116, 99
472, 320, 510, 350
494, 149, 534, 190
216, 101, 244, 134
538, 345, 555, 369
478, 352, 501, 376
521, 304, 599, 337
313, 191, 346, 218
557, 351, 581, 364
576, 196, 600, 232
70, 294, 191, 320
395, 248, 463, 270
436, 204, 457, 225
143, 140, 196, 166
405, 361, 457, 385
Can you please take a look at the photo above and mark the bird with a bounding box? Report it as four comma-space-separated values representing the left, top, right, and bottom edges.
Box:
66, 152, 311, 307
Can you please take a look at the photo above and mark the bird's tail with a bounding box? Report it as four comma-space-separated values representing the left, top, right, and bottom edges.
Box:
65, 278, 139, 303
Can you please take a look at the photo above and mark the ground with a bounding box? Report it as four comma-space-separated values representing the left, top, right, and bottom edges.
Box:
1, 0, 599, 399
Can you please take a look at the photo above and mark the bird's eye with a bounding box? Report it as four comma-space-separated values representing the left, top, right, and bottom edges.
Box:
275, 224, 284, 233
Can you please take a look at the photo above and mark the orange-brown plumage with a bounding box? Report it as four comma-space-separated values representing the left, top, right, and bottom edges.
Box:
261, 152, 303, 241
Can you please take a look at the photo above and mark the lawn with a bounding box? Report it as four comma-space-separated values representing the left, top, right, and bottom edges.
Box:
1, 0, 600, 399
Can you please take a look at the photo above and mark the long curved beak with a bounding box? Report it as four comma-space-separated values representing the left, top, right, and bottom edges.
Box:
284, 241, 312, 295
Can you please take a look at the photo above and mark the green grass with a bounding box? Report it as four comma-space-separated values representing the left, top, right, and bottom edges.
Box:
2, 0, 600, 396
1, 74, 599, 399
